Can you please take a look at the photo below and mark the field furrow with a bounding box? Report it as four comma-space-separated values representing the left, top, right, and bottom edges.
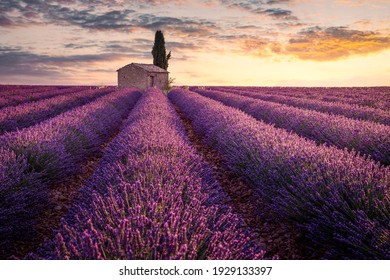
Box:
0, 88, 141, 259
194, 88, 390, 165
208, 86, 390, 111
203, 87, 390, 125
169, 88, 390, 259
0, 85, 42, 93
0, 86, 90, 109
30, 88, 265, 260
0, 86, 66, 97
174, 103, 316, 259
0, 87, 114, 134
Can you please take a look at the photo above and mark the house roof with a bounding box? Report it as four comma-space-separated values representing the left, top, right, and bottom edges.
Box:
117, 63, 168, 73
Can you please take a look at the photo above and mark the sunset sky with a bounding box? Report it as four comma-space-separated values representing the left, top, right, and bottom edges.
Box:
0, 0, 389, 86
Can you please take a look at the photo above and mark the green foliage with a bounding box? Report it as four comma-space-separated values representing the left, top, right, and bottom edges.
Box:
151, 30, 171, 70
166, 77, 176, 91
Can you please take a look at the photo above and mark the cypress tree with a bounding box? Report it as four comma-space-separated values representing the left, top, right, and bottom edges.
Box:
151, 30, 171, 70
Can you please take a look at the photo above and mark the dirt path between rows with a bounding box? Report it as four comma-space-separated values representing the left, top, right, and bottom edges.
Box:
174, 105, 319, 259
12, 101, 319, 259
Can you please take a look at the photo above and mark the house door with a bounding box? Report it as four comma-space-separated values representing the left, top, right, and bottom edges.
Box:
148, 76, 155, 87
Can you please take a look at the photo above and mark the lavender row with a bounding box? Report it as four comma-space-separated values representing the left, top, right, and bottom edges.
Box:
169, 88, 390, 259
0, 87, 59, 108
207, 87, 390, 126
208, 86, 390, 111
0, 86, 64, 97
214, 86, 390, 111
0, 88, 142, 259
0, 86, 70, 100
0, 86, 91, 109
32, 88, 265, 260
0, 87, 114, 134
0, 85, 37, 92
193, 88, 390, 165
232, 86, 390, 99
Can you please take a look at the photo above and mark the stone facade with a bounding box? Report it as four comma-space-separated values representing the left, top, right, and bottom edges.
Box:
117, 63, 169, 90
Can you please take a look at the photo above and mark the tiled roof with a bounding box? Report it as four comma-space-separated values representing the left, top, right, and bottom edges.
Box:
117, 63, 168, 73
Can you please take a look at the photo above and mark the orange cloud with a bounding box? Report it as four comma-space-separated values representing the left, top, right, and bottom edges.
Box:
335, 0, 366, 7
240, 26, 390, 61
285, 26, 390, 61
239, 38, 279, 57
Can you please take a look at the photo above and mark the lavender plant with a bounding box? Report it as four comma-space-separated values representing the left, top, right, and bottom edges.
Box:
0, 88, 141, 259
0, 85, 39, 93
169, 88, 390, 259
194, 88, 390, 165
0, 86, 90, 109
33, 88, 265, 260
207, 87, 390, 125
0, 87, 113, 134
205, 86, 390, 111
0, 86, 61, 97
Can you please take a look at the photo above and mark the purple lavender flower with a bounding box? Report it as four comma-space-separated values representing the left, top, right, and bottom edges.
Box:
33, 88, 265, 260
169, 88, 390, 259
193, 88, 390, 165
0, 88, 141, 259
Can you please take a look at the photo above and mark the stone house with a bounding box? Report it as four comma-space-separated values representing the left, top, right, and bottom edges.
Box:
117, 63, 169, 90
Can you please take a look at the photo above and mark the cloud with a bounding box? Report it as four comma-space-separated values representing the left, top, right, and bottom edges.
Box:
132, 0, 186, 6
285, 26, 390, 60
239, 37, 279, 57
101, 38, 201, 61
252, 8, 298, 20
276, 21, 306, 28
335, 0, 390, 8
43, 6, 136, 31
334, 0, 367, 7
0, 48, 62, 77
165, 41, 198, 51
64, 42, 99, 49
0, 0, 136, 30
266, 0, 291, 4
239, 26, 390, 61
0, 37, 200, 79
205, 0, 298, 21
130, 14, 218, 36
0, 0, 40, 27
0, 45, 126, 77
101, 40, 152, 58
0, 15, 14, 27
0, 0, 218, 37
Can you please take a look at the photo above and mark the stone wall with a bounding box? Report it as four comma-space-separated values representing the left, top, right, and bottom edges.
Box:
118, 66, 148, 89
152, 72, 169, 90
118, 65, 168, 90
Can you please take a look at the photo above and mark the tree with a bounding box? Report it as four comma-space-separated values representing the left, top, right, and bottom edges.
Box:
151, 30, 171, 70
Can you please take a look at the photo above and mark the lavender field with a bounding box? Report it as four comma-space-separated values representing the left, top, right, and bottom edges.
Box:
0, 85, 389, 260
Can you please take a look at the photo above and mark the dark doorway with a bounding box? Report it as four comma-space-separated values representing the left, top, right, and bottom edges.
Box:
148, 76, 155, 87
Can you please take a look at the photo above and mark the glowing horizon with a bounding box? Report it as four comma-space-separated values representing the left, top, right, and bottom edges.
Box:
0, 0, 389, 86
